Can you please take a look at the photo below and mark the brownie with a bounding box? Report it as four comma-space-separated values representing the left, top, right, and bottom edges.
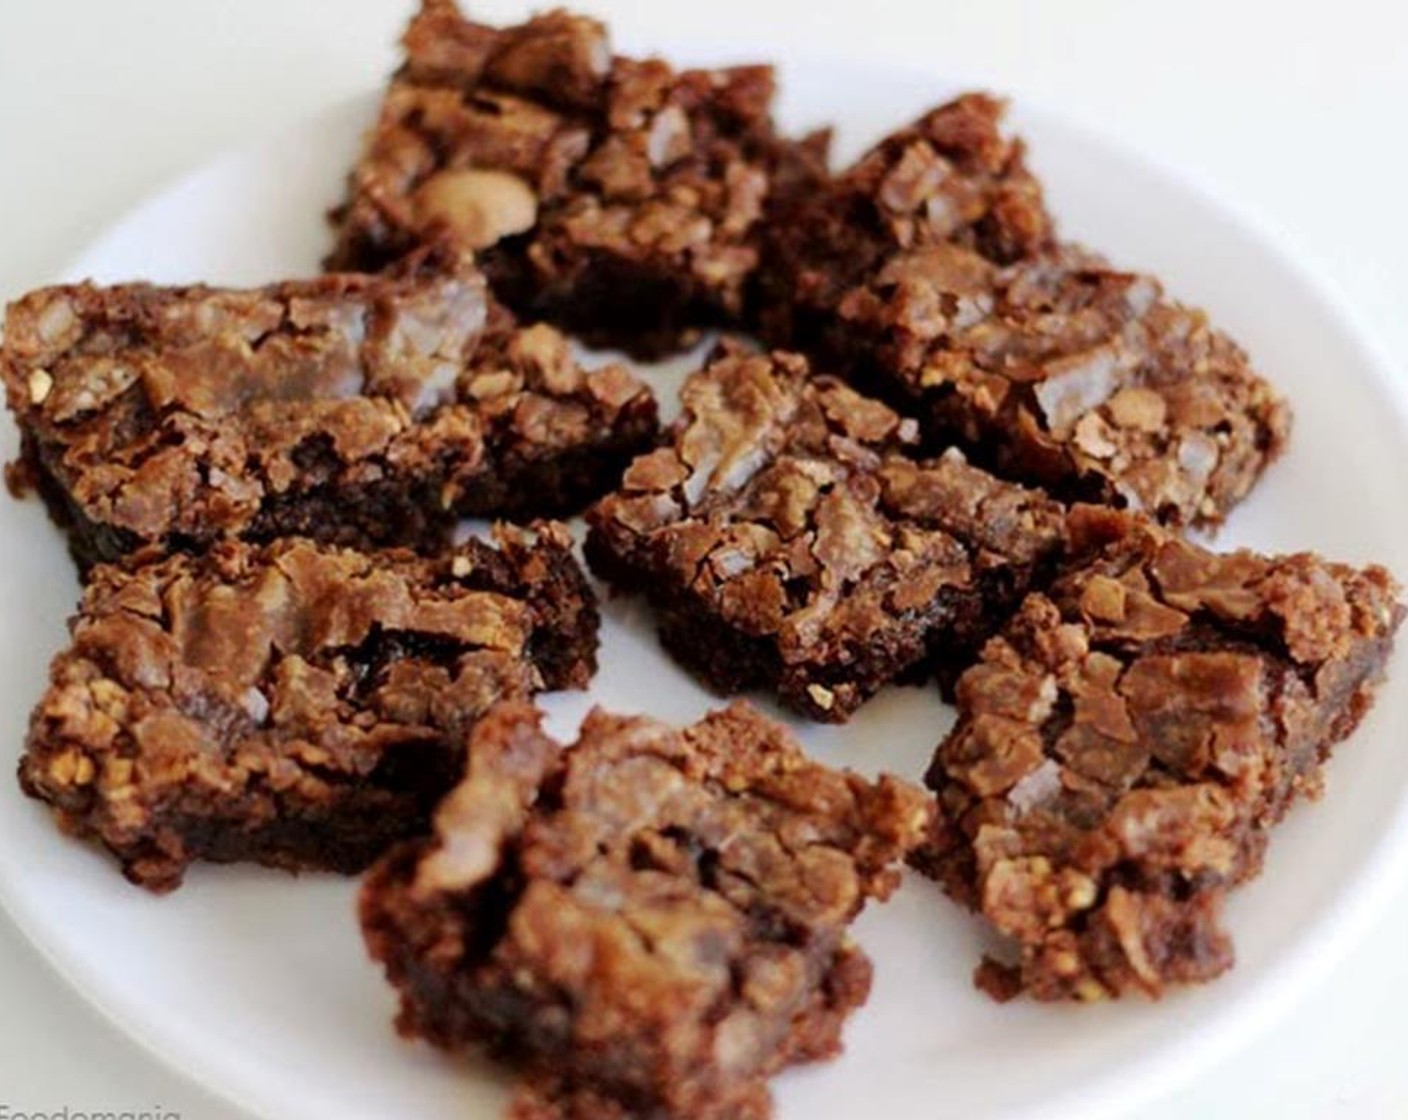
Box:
325, 0, 804, 357
759, 94, 1290, 530
361, 700, 931, 1120
755, 92, 1054, 342
920, 506, 1404, 1001
584, 343, 1067, 722
1, 244, 657, 572
18, 523, 598, 892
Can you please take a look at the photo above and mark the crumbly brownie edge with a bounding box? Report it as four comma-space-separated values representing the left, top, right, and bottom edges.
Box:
18, 526, 599, 891
918, 507, 1404, 1000
1, 250, 661, 568
488, 521, 601, 692
11, 429, 143, 572
361, 700, 932, 1117
584, 350, 1068, 721
585, 522, 1056, 721
324, 1, 795, 358
453, 392, 661, 523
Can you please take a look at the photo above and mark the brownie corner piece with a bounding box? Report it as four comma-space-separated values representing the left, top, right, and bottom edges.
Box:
851, 91, 1055, 264
754, 90, 1055, 345
923, 505, 1403, 1001
758, 89, 1289, 530
0, 246, 657, 570
360, 699, 932, 1120
17, 523, 598, 892
584, 343, 1067, 721
326, 0, 792, 356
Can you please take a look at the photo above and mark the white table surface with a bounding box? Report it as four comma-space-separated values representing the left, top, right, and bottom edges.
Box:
1, 2, 1405, 1117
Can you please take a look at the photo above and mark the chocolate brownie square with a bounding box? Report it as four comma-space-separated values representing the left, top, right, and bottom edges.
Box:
18, 523, 597, 892
585, 343, 1067, 721
361, 700, 931, 1120
921, 506, 1403, 1000
819, 243, 1291, 529
1, 245, 656, 572
755, 92, 1054, 343
759, 94, 1290, 529
326, 0, 804, 356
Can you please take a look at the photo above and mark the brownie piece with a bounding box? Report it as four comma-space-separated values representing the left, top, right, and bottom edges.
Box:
18, 523, 598, 892
584, 344, 1067, 721
754, 93, 1053, 344
325, 0, 799, 357
361, 700, 931, 1120
821, 243, 1290, 529
920, 506, 1403, 1001
759, 94, 1289, 530
1, 245, 656, 572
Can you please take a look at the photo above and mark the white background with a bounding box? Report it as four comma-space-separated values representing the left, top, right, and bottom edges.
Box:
1, 1, 1406, 1117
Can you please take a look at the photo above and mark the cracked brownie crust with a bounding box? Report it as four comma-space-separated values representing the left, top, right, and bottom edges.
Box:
820, 243, 1291, 529
759, 94, 1289, 529
755, 93, 1054, 344
361, 700, 931, 1120
327, 0, 799, 357
1, 245, 657, 572
18, 523, 598, 892
921, 506, 1403, 1000
585, 343, 1067, 721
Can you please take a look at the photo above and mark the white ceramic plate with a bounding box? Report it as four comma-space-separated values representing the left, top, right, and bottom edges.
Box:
2, 54, 1407, 1120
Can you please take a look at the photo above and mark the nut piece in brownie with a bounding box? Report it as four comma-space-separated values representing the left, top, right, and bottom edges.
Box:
921, 506, 1403, 1000
1, 245, 656, 572
584, 344, 1067, 722
18, 523, 597, 892
326, 0, 800, 357
361, 700, 931, 1120
759, 94, 1289, 529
